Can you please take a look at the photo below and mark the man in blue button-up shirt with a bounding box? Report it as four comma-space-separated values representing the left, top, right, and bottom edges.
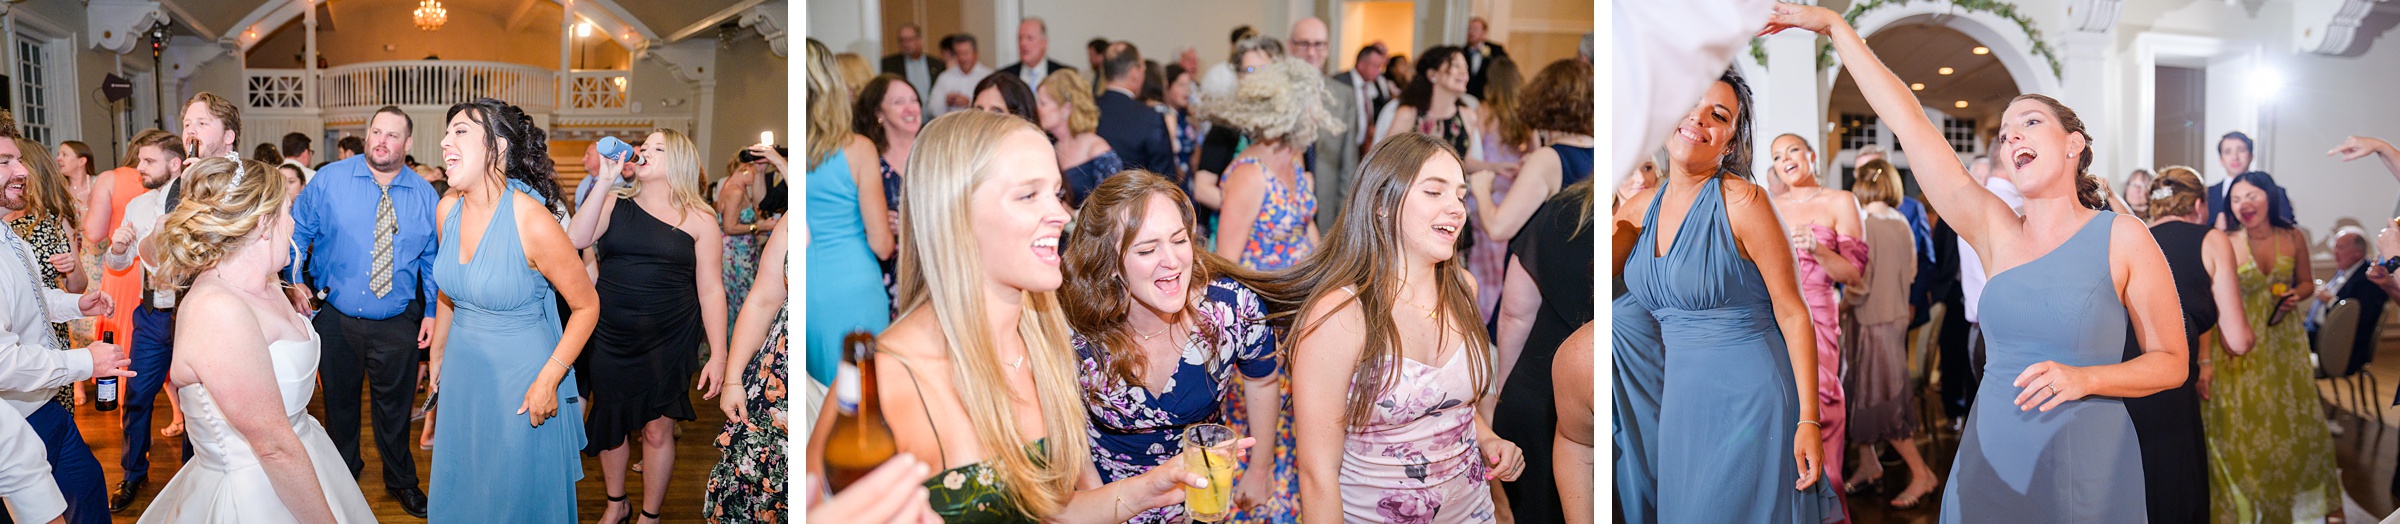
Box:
287, 106, 438, 517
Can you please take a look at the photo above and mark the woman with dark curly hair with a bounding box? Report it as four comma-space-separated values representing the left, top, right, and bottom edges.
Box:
424, 97, 599, 522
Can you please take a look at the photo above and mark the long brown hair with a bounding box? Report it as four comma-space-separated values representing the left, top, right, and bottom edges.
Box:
1479, 56, 1529, 150
14, 139, 78, 227
1061, 170, 1268, 393
1250, 133, 1491, 427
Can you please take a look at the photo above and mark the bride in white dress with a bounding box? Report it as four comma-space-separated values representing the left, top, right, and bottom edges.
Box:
131, 156, 375, 523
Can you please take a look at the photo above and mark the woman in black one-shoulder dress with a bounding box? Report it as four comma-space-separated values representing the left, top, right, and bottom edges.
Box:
2128, 166, 2253, 524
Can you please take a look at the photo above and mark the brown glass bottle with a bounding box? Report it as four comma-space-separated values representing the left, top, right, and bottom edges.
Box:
823, 330, 897, 492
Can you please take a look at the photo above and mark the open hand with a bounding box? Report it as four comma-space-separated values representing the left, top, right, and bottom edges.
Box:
2013, 360, 2094, 412
2329, 136, 2394, 162
1760, 2, 1845, 37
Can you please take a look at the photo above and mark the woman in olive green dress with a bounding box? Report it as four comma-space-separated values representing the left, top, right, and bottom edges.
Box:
2202, 172, 2338, 523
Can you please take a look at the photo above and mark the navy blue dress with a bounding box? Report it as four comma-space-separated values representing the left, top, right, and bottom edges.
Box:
1073, 278, 1278, 524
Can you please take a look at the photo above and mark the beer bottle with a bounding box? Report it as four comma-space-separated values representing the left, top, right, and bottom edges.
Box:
823, 330, 897, 492
95, 332, 118, 412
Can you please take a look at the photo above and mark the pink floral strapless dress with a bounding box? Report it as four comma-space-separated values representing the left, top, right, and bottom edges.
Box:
1337, 348, 1494, 524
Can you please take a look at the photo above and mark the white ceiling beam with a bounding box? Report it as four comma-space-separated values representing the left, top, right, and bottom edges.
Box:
156, 0, 219, 41
504, 0, 542, 34
664, 0, 768, 43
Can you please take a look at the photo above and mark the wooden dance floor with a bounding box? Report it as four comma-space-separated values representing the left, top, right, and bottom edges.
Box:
70, 381, 730, 522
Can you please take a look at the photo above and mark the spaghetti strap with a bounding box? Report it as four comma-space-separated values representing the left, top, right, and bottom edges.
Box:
880, 351, 948, 470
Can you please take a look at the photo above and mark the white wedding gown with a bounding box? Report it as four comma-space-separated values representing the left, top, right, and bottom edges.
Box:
135, 323, 378, 523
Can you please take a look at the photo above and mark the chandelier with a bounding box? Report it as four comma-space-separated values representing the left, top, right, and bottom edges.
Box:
413, 0, 447, 31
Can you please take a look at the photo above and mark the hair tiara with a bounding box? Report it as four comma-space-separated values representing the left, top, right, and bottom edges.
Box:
224, 150, 245, 187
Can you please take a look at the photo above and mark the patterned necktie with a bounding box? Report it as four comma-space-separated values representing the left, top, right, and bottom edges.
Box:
370, 183, 395, 297
3, 226, 58, 351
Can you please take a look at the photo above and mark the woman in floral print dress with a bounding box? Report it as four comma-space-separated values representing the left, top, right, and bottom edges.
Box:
707, 219, 790, 523
1063, 172, 1287, 524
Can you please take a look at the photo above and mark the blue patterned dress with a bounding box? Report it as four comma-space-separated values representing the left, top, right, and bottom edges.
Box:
1076, 278, 1293, 523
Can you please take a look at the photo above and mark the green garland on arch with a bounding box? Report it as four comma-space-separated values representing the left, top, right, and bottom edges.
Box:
1746, 0, 2062, 77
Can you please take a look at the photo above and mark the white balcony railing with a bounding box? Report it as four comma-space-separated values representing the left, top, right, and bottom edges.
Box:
565, 69, 631, 111
310, 61, 562, 112
245, 69, 309, 109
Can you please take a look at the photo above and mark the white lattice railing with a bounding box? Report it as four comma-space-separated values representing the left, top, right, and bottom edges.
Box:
565, 70, 629, 111
317, 61, 560, 112
245, 69, 309, 109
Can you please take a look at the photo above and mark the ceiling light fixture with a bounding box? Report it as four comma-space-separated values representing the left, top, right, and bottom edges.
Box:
413, 0, 447, 31
1973, 46, 1990, 55
1938, 67, 1954, 75
1911, 83, 1925, 91
577, 21, 594, 38
1955, 101, 1969, 108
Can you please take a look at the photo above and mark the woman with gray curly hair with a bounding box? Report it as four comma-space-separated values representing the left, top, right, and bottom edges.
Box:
1197, 56, 1344, 271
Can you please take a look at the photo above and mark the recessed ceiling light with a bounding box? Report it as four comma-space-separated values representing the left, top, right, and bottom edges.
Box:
1955, 101, 1969, 108
1911, 83, 1925, 91
1973, 47, 1990, 55
1939, 67, 1955, 75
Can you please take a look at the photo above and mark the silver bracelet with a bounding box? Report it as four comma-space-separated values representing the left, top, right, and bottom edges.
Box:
1796, 420, 1821, 428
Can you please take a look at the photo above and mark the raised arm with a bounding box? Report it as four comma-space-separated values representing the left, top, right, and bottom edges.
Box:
1471, 147, 1560, 242
565, 157, 626, 249
1768, 4, 2012, 249
1720, 179, 1823, 490
2201, 229, 2254, 355
2330, 136, 2400, 185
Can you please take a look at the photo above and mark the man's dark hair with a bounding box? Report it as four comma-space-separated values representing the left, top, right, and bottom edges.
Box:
280, 132, 311, 158
1355, 43, 1387, 64
1103, 42, 1143, 83
336, 136, 364, 155
1087, 38, 1110, 57
944, 33, 977, 54
373, 105, 413, 134
1230, 25, 1256, 45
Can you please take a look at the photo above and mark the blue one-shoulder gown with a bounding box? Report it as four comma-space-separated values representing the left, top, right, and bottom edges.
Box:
429, 183, 586, 522
1940, 212, 2146, 523
1623, 176, 1842, 523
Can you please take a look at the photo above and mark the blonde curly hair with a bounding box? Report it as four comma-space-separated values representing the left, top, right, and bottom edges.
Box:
1037, 69, 1099, 135
1195, 57, 1345, 145
150, 157, 288, 293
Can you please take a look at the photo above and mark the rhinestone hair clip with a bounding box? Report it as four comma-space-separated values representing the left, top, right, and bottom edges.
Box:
224, 151, 245, 187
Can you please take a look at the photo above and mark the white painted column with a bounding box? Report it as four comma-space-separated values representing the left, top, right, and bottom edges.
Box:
559, 0, 573, 110
2057, 31, 2114, 180
304, 0, 317, 112
1758, 30, 1826, 184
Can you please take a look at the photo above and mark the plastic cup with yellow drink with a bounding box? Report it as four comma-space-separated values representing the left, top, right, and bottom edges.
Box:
1182, 423, 1238, 522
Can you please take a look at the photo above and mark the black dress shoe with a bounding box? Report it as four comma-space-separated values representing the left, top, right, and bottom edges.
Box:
109, 478, 144, 513
389, 486, 428, 518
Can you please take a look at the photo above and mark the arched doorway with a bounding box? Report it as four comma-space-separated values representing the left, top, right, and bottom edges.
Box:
1826, 23, 2023, 191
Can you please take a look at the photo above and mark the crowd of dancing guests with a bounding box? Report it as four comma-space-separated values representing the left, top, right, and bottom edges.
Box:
1603, 3, 2396, 523
0, 90, 792, 524
804, 11, 1598, 523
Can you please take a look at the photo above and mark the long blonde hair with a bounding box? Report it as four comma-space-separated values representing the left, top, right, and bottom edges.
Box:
613, 129, 715, 218
892, 110, 1087, 517
151, 157, 286, 293
805, 38, 855, 169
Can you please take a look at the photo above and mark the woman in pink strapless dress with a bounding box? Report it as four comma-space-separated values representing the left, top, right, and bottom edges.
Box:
1768, 134, 1868, 512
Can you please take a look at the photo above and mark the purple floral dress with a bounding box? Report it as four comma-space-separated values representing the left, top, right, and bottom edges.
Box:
1076, 278, 1288, 524
1339, 348, 1495, 524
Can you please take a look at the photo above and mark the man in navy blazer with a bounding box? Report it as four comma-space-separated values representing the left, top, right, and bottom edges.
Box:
997, 18, 1075, 88
1092, 42, 1175, 177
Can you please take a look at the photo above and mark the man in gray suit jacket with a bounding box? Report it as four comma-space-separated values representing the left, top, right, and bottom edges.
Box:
1290, 18, 1357, 223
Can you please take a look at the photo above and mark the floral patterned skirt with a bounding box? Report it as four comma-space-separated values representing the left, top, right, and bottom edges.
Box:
705, 309, 788, 523
1222, 368, 1301, 523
